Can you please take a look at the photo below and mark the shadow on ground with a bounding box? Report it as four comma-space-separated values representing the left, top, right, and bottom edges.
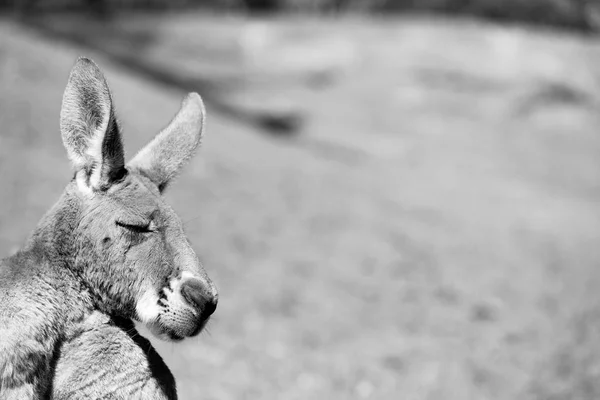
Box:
18, 11, 305, 134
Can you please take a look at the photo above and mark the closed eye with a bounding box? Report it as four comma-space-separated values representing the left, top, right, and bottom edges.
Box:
116, 221, 154, 233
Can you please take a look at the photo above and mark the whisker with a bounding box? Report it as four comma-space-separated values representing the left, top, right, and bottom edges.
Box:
202, 319, 214, 337
183, 214, 203, 226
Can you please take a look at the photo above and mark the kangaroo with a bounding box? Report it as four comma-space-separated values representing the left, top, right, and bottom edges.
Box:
0, 58, 218, 399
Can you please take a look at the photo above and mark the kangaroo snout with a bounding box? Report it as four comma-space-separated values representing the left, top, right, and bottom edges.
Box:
180, 278, 218, 320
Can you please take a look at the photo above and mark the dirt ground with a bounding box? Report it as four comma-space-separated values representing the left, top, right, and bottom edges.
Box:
1, 13, 600, 400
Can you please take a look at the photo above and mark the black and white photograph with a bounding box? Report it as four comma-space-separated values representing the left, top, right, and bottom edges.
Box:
0, 1, 599, 399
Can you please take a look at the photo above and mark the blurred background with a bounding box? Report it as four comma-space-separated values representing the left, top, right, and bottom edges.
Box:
1, 0, 600, 399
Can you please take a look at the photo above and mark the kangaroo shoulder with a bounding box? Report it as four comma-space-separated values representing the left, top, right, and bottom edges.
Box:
0, 252, 92, 388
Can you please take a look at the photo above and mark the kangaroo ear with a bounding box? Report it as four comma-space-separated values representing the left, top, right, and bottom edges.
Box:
61, 57, 125, 191
128, 93, 205, 192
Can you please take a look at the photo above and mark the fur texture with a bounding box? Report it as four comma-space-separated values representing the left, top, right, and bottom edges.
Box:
0, 58, 217, 400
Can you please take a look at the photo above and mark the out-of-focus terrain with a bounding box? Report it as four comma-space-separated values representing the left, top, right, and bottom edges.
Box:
1, 10, 600, 399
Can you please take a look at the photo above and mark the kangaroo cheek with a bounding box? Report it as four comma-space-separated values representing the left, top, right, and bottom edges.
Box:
135, 289, 161, 324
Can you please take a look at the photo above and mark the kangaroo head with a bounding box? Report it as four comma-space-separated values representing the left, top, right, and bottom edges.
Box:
59, 58, 217, 341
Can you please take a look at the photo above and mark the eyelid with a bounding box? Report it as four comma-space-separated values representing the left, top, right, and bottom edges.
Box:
116, 220, 156, 233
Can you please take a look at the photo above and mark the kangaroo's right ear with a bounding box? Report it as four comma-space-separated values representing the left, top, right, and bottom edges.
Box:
60, 57, 125, 191
128, 93, 205, 192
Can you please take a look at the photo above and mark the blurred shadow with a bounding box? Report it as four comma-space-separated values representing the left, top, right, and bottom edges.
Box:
15, 9, 304, 135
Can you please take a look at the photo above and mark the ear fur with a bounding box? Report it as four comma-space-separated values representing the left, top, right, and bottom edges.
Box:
60, 57, 125, 190
128, 93, 205, 192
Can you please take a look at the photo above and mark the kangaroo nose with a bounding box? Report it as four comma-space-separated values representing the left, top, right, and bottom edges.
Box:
180, 278, 218, 319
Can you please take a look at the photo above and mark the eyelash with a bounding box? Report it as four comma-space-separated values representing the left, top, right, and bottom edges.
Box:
116, 221, 154, 233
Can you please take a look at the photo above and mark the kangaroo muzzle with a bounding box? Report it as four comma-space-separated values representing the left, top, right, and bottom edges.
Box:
143, 270, 218, 341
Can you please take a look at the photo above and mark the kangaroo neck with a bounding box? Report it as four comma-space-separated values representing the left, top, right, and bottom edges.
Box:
24, 182, 81, 268
17, 183, 99, 319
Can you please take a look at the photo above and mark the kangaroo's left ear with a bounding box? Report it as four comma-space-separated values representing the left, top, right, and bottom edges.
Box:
60, 57, 125, 191
128, 93, 205, 192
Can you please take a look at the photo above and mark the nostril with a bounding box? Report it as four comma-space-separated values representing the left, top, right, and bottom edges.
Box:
180, 279, 218, 318
181, 279, 206, 309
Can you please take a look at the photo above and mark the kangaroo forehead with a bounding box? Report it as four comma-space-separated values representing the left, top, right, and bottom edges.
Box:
104, 173, 167, 219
